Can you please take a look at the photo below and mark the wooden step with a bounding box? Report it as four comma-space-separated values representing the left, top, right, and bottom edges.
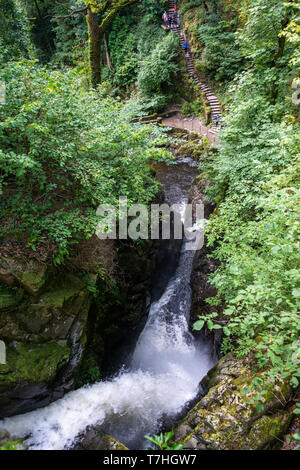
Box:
166, 2, 222, 121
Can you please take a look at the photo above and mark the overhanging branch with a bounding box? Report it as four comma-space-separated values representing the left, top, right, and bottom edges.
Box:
44, 6, 87, 20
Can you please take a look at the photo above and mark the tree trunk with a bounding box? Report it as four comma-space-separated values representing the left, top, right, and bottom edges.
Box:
104, 34, 113, 71
87, 7, 102, 88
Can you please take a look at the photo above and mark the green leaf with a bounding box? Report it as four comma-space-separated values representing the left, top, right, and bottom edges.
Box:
193, 319, 205, 331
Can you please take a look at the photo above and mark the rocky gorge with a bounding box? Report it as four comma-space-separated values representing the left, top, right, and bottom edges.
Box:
0, 137, 296, 450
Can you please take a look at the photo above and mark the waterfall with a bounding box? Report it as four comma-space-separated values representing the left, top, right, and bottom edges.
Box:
0, 158, 215, 450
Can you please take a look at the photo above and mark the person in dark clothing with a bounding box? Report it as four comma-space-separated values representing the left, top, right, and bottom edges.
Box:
215, 114, 220, 126
168, 15, 172, 28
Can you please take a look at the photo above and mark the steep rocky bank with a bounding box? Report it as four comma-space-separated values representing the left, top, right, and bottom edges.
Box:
0, 237, 157, 418
174, 353, 293, 450
0, 255, 92, 417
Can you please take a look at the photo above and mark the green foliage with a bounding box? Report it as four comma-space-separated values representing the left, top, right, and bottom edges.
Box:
180, 0, 203, 16
0, 0, 31, 62
290, 433, 300, 450
196, 0, 300, 390
197, 19, 244, 82
281, 0, 300, 67
145, 431, 183, 450
137, 34, 181, 113
293, 403, 300, 415
18, 0, 57, 62
0, 439, 24, 451
0, 60, 171, 262
286, 403, 300, 449
181, 98, 204, 117
76, 353, 101, 386
104, 1, 180, 112
237, 0, 292, 67
50, 0, 87, 66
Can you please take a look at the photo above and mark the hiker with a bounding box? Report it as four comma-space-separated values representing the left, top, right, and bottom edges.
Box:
177, 13, 181, 26
215, 114, 220, 126
173, 10, 177, 25
168, 15, 172, 28
162, 11, 168, 25
183, 41, 188, 53
185, 51, 191, 61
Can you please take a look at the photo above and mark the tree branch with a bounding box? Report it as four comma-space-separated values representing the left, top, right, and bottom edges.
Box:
99, 0, 138, 31
44, 7, 87, 20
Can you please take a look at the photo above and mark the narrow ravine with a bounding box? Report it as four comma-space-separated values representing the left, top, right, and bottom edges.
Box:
0, 157, 215, 450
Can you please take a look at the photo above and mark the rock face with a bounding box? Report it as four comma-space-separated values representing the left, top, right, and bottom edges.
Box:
73, 428, 128, 450
174, 353, 293, 450
0, 256, 92, 418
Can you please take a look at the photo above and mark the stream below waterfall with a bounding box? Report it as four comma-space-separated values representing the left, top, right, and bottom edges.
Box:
0, 157, 216, 450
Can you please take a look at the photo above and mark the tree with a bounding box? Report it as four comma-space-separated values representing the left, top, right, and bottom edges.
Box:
0, 0, 31, 61
51, 0, 139, 87
87, 1, 140, 87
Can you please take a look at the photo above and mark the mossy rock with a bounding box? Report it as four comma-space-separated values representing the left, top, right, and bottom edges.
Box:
0, 274, 90, 341
0, 268, 92, 417
0, 342, 70, 389
0, 257, 47, 296
0, 284, 23, 311
174, 352, 293, 450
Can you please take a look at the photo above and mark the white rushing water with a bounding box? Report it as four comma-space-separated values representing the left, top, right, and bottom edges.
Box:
0, 159, 215, 450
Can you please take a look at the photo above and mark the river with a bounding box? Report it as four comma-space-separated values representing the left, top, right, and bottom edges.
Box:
0, 157, 215, 450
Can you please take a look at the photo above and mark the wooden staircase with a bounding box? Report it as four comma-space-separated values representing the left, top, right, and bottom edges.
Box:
167, 0, 222, 130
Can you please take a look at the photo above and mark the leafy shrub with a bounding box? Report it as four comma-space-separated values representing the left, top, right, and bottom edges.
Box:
0, 0, 31, 62
0, 61, 171, 263
0, 440, 24, 450
145, 431, 183, 450
137, 34, 180, 112
197, 10, 300, 389
106, 0, 167, 91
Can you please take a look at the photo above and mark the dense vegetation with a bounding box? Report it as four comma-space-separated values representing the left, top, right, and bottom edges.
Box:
0, 1, 173, 264
187, 0, 300, 396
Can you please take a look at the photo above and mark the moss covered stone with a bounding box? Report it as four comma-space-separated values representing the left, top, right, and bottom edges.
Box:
0, 342, 70, 389
0, 284, 23, 310
0, 256, 47, 295
174, 352, 293, 450
0, 258, 92, 417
